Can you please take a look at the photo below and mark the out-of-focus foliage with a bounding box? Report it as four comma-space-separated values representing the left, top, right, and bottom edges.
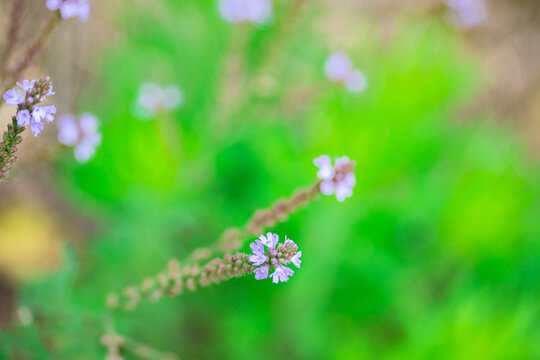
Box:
3, 1, 540, 359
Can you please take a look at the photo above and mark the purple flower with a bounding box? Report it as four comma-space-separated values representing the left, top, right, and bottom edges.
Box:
17, 80, 35, 93
270, 265, 294, 284
313, 155, 335, 180
16, 110, 31, 127
254, 265, 269, 280
219, 0, 272, 24
445, 0, 487, 29
47, 0, 90, 21
30, 120, 44, 136
3, 88, 24, 106
324, 52, 353, 82
259, 232, 278, 250
324, 52, 368, 94
314, 155, 356, 202
248, 232, 302, 283
134, 82, 184, 120
33, 105, 57, 123
57, 113, 102, 163
290, 251, 302, 268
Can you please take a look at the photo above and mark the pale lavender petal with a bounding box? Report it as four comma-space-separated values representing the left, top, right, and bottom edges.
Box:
345, 69, 368, 93
137, 82, 161, 114
30, 119, 44, 136
335, 175, 355, 202
250, 239, 265, 255
246, 0, 272, 23
324, 52, 353, 82
79, 113, 99, 134
291, 251, 302, 268
254, 265, 269, 280
266, 232, 279, 249
3, 88, 24, 106
445, 0, 487, 29
57, 115, 79, 146
74, 142, 96, 163
60, 2, 80, 19
334, 156, 350, 168
16, 110, 31, 127
77, 0, 90, 21
249, 253, 268, 266
162, 85, 183, 109
313, 155, 335, 180
284, 236, 295, 247
270, 265, 293, 283
260, 233, 279, 249
320, 180, 335, 195
46, 0, 62, 10
219, 0, 245, 23
41, 105, 57, 123
17, 79, 35, 93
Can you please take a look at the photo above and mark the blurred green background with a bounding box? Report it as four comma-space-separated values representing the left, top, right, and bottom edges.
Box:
2, 0, 540, 359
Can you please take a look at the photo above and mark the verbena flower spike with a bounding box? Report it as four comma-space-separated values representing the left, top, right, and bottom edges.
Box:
0, 77, 56, 182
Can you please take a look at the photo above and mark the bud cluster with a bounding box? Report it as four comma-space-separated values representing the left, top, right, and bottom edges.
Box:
107, 254, 253, 312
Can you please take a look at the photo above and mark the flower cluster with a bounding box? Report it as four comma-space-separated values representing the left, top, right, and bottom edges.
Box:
314, 155, 356, 202
134, 82, 183, 120
3, 78, 56, 136
46, 0, 90, 21
444, 0, 488, 29
324, 52, 368, 93
249, 232, 302, 284
57, 113, 102, 163
218, 0, 272, 24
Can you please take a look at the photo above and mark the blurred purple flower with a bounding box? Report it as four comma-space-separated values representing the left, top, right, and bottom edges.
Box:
47, 0, 90, 21
218, 0, 272, 24
324, 52, 353, 82
344, 69, 368, 93
248, 232, 301, 283
445, 0, 487, 29
314, 155, 356, 202
57, 113, 102, 162
134, 82, 184, 120
324, 52, 368, 94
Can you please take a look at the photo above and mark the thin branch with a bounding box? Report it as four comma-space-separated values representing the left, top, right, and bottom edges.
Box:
0, 0, 26, 73
1, 14, 60, 101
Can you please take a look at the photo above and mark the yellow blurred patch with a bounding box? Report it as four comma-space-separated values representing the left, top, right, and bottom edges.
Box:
0, 204, 63, 282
